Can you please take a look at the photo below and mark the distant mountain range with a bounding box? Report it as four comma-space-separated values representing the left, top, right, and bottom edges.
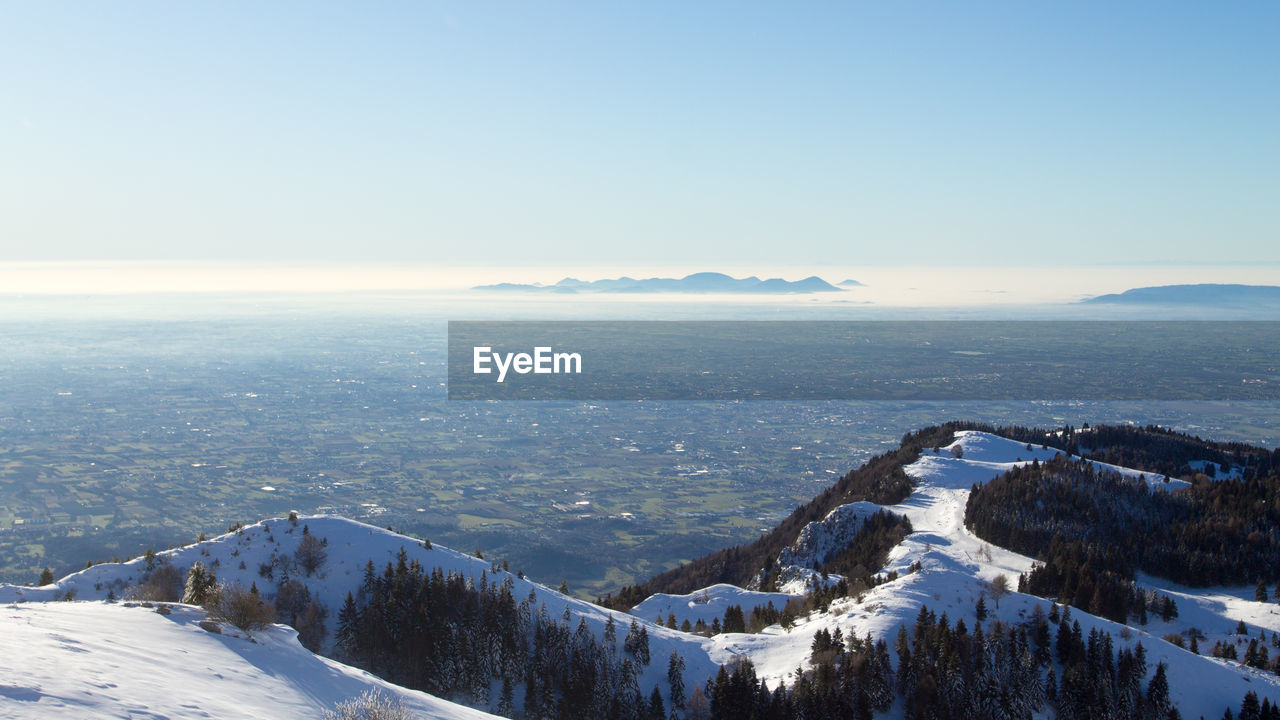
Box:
1082, 283, 1280, 306
474, 272, 847, 294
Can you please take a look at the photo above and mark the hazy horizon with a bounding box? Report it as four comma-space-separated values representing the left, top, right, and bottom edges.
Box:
2, 257, 1269, 304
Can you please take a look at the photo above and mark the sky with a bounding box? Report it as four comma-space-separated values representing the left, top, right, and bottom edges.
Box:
2, 2, 1278, 268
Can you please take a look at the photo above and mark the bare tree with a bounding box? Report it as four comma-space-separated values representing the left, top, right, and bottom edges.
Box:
204, 583, 276, 632
990, 574, 1011, 608
323, 690, 416, 720
131, 560, 183, 602
295, 532, 328, 577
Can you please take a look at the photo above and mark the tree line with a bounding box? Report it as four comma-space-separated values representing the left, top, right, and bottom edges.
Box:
966, 455, 1280, 589
332, 547, 688, 720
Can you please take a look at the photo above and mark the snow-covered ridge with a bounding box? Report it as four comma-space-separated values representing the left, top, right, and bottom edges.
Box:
2, 515, 721, 718
5, 430, 1279, 720
701, 430, 1280, 719
632, 583, 794, 627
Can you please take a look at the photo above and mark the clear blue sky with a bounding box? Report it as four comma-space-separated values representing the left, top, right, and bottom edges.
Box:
3, 2, 1277, 266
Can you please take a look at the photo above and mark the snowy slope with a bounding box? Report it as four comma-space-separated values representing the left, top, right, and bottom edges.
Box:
0, 600, 499, 719
3, 430, 1276, 719
1, 516, 721, 714
694, 430, 1280, 720
633, 583, 794, 627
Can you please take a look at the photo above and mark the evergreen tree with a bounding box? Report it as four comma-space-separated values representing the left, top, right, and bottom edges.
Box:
335, 592, 360, 656
637, 627, 651, 665
497, 677, 514, 717
667, 651, 686, 710
722, 605, 746, 634
38, 567, 54, 586
1147, 662, 1171, 719
648, 686, 666, 720
1240, 691, 1262, 720
183, 562, 218, 605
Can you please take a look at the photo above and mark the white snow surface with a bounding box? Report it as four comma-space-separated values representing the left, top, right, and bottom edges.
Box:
3, 430, 1278, 720
0, 600, 499, 719
698, 430, 1280, 720
1, 516, 719, 718
632, 583, 794, 627
1189, 459, 1244, 480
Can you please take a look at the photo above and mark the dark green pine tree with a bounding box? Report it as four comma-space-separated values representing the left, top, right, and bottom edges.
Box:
637, 626, 651, 665
1147, 662, 1171, 719
523, 667, 540, 720
335, 592, 360, 655
38, 567, 54, 586
975, 593, 988, 622
182, 562, 218, 605
497, 677, 514, 717
667, 651, 686, 711
1240, 691, 1262, 720
646, 686, 665, 720
896, 625, 913, 694
722, 605, 746, 634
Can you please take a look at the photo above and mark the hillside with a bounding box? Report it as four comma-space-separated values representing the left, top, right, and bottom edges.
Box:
602, 421, 1278, 609
600, 425, 957, 608
620, 426, 1280, 719
2, 515, 720, 719
0, 600, 500, 720
4, 425, 1280, 719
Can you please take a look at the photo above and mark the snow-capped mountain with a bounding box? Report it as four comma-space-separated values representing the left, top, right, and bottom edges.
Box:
701, 431, 1280, 719
2, 515, 719, 718
4, 428, 1279, 719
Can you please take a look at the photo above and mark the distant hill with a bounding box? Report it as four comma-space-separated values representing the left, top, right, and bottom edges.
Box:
1082, 283, 1280, 306
474, 271, 843, 294
837, 278, 864, 287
